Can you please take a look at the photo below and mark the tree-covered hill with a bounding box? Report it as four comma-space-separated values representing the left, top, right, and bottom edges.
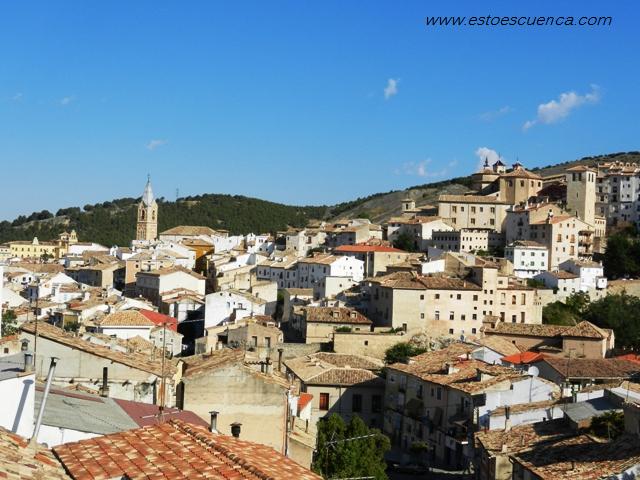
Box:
2, 150, 639, 247
0, 194, 329, 247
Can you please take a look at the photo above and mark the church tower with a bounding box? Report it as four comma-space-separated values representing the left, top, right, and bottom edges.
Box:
136, 176, 158, 241
566, 166, 596, 226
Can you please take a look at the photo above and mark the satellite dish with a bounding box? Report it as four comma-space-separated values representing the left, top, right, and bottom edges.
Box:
527, 366, 540, 377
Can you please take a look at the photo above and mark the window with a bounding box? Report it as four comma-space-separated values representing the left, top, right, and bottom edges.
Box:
456, 294, 462, 300
372, 395, 382, 413
251, 336, 258, 347
437, 387, 442, 400
449, 311, 455, 320
435, 293, 440, 300
319, 393, 330, 411
420, 294, 424, 300
420, 313, 425, 319
264, 337, 271, 348
473, 295, 478, 301
435, 311, 440, 320
352, 394, 362, 413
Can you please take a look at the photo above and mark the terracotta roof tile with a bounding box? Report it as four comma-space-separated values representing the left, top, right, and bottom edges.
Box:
511, 434, 640, 479
304, 306, 372, 325
544, 357, 640, 380
98, 310, 156, 328
53, 420, 321, 480
286, 352, 383, 386
0, 427, 69, 479
20, 322, 175, 377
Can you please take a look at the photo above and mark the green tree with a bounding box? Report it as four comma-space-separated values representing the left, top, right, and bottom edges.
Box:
1, 309, 18, 336
603, 232, 640, 279
583, 292, 640, 349
313, 414, 390, 480
587, 411, 624, 440
392, 231, 418, 252
565, 291, 590, 315
384, 342, 428, 364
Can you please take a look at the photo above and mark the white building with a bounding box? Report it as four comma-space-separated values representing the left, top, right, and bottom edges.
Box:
428, 228, 505, 254
386, 216, 454, 251
256, 255, 299, 289
135, 266, 206, 306
204, 289, 267, 328
559, 259, 607, 291
96, 310, 157, 340
296, 254, 364, 289
505, 240, 549, 279
534, 270, 582, 297
0, 353, 35, 439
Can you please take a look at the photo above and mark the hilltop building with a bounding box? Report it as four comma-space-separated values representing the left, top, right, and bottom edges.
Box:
136, 176, 158, 242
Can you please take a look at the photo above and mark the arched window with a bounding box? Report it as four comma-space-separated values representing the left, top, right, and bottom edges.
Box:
140, 210, 146, 220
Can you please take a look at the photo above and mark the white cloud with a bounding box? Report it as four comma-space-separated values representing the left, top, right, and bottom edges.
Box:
59, 95, 75, 106
397, 158, 449, 178
474, 147, 503, 170
384, 78, 399, 100
146, 139, 168, 151
523, 85, 600, 131
479, 105, 512, 122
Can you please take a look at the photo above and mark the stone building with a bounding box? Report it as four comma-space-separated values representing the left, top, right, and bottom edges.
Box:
136, 176, 158, 242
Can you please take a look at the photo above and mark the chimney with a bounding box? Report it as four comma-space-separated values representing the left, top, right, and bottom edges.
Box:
209, 411, 219, 432
230, 422, 242, 438
100, 367, 110, 397
24, 353, 33, 373
277, 348, 284, 372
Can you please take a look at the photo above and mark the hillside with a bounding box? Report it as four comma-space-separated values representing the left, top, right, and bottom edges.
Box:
1, 151, 639, 247
0, 194, 329, 247
329, 151, 640, 222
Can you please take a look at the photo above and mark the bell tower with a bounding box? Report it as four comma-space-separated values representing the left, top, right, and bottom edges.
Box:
136, 175, 158, 241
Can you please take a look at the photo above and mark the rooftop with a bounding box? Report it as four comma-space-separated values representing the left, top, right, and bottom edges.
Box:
97, 310, 157, 328
52, 419, 322, 480
368, 271, 481, 291
285, 352, 383, 387
159, 225, 218, 236
20, 322, 176, 377
475, 418, 569, 454
543, 357, 640, 380
0, 427, 68, 480
511, 434, 640, 479
304, 306, 372, 325
438, 194, 509, 205
334, 244, 406, 254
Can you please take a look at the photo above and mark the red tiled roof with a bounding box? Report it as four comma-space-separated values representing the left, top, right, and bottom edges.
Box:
0, 427, 69, 480
501, 351, 545, 365
298, 392, 313, 415
53, 419, 321, 480
112, 398, 208, 428
335, 244, 405, 253
616, 354, 640, 364
139, 309, 178, 332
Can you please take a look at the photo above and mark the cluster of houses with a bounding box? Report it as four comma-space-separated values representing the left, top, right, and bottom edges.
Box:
2, 160, 640, 478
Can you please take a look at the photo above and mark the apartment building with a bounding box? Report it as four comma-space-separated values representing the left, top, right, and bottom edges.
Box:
429, 228, 505, 254
595, 161, 640, 225
366, 266, 542, 339
386, 216, 454, 251
504, 202, 593, 268
383, 343, 559, 469
285, 352, 385, 429
437, 195, 510, 232
504, 241, 548, 278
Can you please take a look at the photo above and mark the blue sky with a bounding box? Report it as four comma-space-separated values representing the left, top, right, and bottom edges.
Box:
1, 0, 639, 220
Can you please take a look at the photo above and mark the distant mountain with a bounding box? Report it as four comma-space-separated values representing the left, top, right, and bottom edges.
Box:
1, 151, 638, 247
